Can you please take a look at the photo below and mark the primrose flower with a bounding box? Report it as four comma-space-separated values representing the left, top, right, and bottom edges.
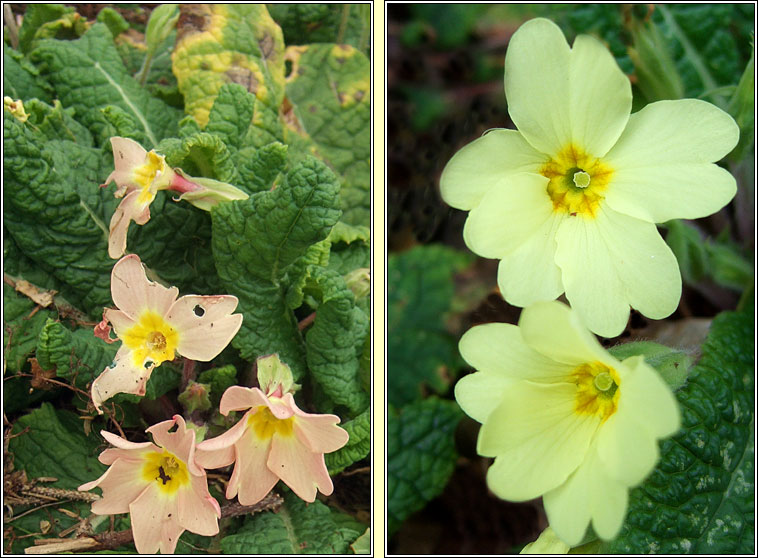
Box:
103, 137, 248, 259
454, 300, 680, 545
440, 18, 739, 337
196, 355, 349, 504
91, 254, 242, 413
78, 415, 220, 554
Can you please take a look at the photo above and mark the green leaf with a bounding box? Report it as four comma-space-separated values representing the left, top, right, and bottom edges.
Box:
205, 83, 256, 154
172, 3, 285, 141
727, 50, 755, 161
305, 267, 369, 415
665, 220, 709, 284
9, 402, 107, 488
3, 283, 53, 373
144, 4, 180, 54
236, 141, 288, 194
604, 307, 754, 553
4, 114, 115, 315
284, 43, 370, 226
158, 132, 240, 184
388, 245, 473, 407
31, 24, 181, 147
96, 7, 130, 38
351, 528, 371, 554
99, 104, 150, 146
268, 4, 370, 51
220, 489, 361, 554
211, 156, 341, 380
3, 43, 54, 102
17, 3, 88, 54
325, 408, 370, 475
24, 98, 93, 145
387, 397, 463, 535
608, 341, 693, 391
36, 318, 118, 390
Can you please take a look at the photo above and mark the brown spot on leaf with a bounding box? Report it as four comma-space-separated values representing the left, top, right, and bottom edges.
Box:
226, 68, 259, 94
29, 358, 56, 390
176, 4, 211, 43
259, 33, 275, 59
354, 90, 365, 102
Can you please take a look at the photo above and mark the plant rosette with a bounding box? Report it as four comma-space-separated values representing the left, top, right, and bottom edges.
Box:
454, 300, 680, 545
440, 17, 739, 337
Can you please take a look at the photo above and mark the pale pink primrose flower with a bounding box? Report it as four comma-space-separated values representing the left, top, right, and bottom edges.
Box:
102, 137, 248, 259
195, 381, 349, 504
91, 254, 242, 413
78, 415, 220, 554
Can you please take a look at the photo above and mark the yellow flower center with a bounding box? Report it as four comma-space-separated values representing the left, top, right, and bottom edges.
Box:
122, 310, 179, 368
142, 450, 190, 495
539, 144, 614, 217
133, 151, 168, 205
571, 361, 620, 422
248, 405, 295, 440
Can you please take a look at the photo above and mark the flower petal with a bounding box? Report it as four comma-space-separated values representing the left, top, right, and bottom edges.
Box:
108, 190, 151, 259
504, 18, 572, 155
268, 436, 333, 502
147, 416, 198, 473
462, 172, 552, 259
604, 99, 739, 223
566, 33, 632, 157
518, 301, 611, 365
177, 475, 220, 537
195, 411, 251, 469
291, 410, 349, 454
83, 459, 149, 515
229, 436, 278, 505
480, 382, 599, 501
166, 295, 242, 361
496, 210, 565, 307
561, 207, 682, 334
542, 451, 593, 546
105, 137, 147, 192
617, 356, 680, 439
439, 129, 545, 210
91, 345, 152, 413
129, 483, 181, 554
554, 212, 631, 338
589, 467, 628, 542
110, 254, 179, 320
454, 372, 513, 424
103, 308, 135, 340
596, 408, 659, 487
459, 322, 572, 381
219, 386, 268, 415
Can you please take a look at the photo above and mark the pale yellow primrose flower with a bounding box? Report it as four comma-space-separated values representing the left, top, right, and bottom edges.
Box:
440, 18, 739, 337
454, 301, 680, 545
195, 355, 349, 504
91, 254, 242, 413
79, 415, 220, 554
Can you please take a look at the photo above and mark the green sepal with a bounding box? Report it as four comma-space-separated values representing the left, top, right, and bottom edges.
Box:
608, 341, 692, 391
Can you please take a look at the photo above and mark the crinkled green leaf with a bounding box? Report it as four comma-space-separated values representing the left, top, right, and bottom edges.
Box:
387, 397, 463, 535
603, 307, 754, 553
220, 489, 361, 554
212, 157, 341, 379
205, 83, 256, 154
268, 4, 370, 51
3, 283, 53, 373
388, 245, 473, 407
9, 402, 107, 489
157, 131, 240, 184
351, 528, 371, 554
285, 43, 370, 226
100, 104, 150, 146
17, 3, 87, 54
36, 318, 118, 390
236, 141, 288, 194
96, 7, 130, 38
31, 23, 181, 147
4, 114, 115, 314
327, 222, 371, 277
172, 3, 285, 144
3, 43, 53, 102
23, 98, 93, 145
325, 408, 370, 475
305, 267, 369, 415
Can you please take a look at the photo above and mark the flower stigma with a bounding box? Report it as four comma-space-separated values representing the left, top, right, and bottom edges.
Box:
142, 450, 190, 494
540, 144, 613, 217
571, 361, 620, 422
248, 405, 295, 439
